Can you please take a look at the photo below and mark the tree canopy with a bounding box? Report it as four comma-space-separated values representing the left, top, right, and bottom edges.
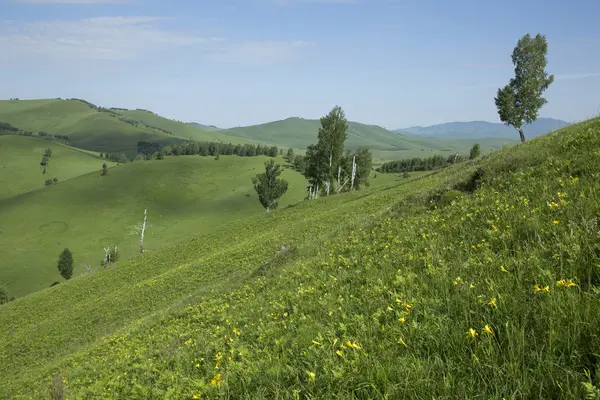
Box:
252, 160, 289, 213
495, 33, 554, 142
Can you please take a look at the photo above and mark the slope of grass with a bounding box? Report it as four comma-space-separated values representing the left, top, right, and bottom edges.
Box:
0, 135, 114, 200
116, 109, 263, 146
0, 155, 307, 298
226, 117, 519, 161
3, 118, 600, 398
0, 99, 184, 156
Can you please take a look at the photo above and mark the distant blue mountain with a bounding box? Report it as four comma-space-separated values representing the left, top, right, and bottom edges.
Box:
395, 118, 571, 140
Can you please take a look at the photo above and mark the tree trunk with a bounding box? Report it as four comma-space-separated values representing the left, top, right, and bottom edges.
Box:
140, 209, 147, 253
518, 128, 526, 143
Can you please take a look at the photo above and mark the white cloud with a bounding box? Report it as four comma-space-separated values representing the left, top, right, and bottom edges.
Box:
0, 16, 312, 64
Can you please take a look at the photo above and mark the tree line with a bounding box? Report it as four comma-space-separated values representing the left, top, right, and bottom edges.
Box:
0, 121, 69, 143
136, 140, 280, 159
377, 143, 481, 174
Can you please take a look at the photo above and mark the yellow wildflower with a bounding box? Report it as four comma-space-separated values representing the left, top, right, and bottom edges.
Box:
553, 220, 559, 225
335, 350, 344, 357
533, 284, 550, 294
397, 337, 407, 347
398, 317, 406, 324
483, 325, 494, 336
500, 265, 508, 273
487, 298, 497, 308
467, 328, 478, 339
453, 277, 464, 286
556, 279, 577, 288
306, 371, 316, 382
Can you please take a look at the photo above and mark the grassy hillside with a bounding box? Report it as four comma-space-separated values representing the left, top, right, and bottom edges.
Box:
0, 135, 114, 200
0, 99, 186, 157
2, 118, 600, 398
0, 155, 307, 298
115, 109, 263, 145
226, 117, 517, 161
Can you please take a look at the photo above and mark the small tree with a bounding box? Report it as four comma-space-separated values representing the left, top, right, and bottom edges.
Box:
100, 152, 104, 158
469, 143, 481, 159
57, 248, 73, 280
40, 155, 49, 166
286, 148, 295, 162
0, 286, 8, 305
495, 33, 554, 143
42, 167, 46, 175
252, 160, 289, 214
44, 148, 53, 157
155, 151, 164, 160
45, 178, 53, 186
101, 163, 108, 176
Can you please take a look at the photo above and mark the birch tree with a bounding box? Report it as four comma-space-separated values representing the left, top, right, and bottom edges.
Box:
305, 106, 348, 196
495, 33, 554, 143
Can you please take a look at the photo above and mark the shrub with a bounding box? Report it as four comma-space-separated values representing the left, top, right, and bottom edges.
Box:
403, 172, 410, 179
57, 248, 73, 280
44, 179, 54, 186
0, 286, 8, 305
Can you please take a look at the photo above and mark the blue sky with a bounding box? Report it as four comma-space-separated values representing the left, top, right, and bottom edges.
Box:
0, 0, 599, 129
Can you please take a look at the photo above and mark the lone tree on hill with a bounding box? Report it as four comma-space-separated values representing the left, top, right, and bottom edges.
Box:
495, 33, 554, 143
57, 248, 73, 280
469, 143, 481, 159
0, 286, 9, 305
101, 163, 108, 176
252, 159, 289, 214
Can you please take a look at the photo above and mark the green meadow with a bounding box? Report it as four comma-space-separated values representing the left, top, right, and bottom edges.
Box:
1, 117, 600, 398
0, 154, 307, 298
0, 135, 114, 200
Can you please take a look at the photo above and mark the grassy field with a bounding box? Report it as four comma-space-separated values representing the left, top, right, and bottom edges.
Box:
0, 99, 189, 156
0, 135, 115, 200
2, 118, 600, 398
0, 155, 307, 298
115, 109, 264, 146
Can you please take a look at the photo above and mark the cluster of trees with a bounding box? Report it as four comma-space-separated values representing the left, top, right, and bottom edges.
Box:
101, 152, 129, 164
159, 141, 280, 158
377, 143, 481, 174
303, 106, 372, 197
45, 177, 58, 186
378, 153, 466, 173
0, 121, 69, 143
40, 147, 52, 166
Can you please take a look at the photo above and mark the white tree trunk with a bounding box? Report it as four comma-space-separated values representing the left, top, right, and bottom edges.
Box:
103, 247, 110, 268
140, 209, 147, 253
350, 155, 356, 191
325, 181, 330, 196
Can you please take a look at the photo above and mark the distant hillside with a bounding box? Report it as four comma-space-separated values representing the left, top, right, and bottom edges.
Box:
396, 118, 570, 139
0, 135, 114, 201
0, 99, 187, 157
187, 122, 223, 131
225, 117, 452, 152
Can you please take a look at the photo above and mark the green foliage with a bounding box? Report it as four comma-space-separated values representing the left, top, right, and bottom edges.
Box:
252, 159, 289, 212
378, 153, 467, 173
495, 33, 554, 142
57, 248, 73, 280
101, 163, 108, 176
305, 106, 349, 193
40, 155, 49, 166
44, 148, 53, 157
286, 148, 295, 162
403, 171, 410, 178
0, 286, 8, 305
469, 143, 481, 159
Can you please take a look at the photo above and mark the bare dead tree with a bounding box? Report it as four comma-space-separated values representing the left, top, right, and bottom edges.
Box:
350, 155, 357, 191
103, 247, 110, 268
80, 263, 91, 272
140, 208, 147, 253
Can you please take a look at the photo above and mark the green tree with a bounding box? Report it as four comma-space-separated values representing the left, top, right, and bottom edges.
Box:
353, 147, 373, 189
40, 155, 49, 166
44, 148, 53, 157
495, 33, 554, 143
0, 286, 8, 305
306, 106, 349, 195
286, 148, 295, 162
57, 248, 73, 280
101, 163, 108, 175
252, 159, 289, 214
155, 151, 164, 160
469, 143, 481, 159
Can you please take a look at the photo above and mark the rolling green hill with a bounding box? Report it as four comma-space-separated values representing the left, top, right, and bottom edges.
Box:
0, 155, 307, 298
2, 119, 599, 398
0, 99, 187, 157
225, 117, 517, 161
114, 109, 263, 145
0, 135, 114, 200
